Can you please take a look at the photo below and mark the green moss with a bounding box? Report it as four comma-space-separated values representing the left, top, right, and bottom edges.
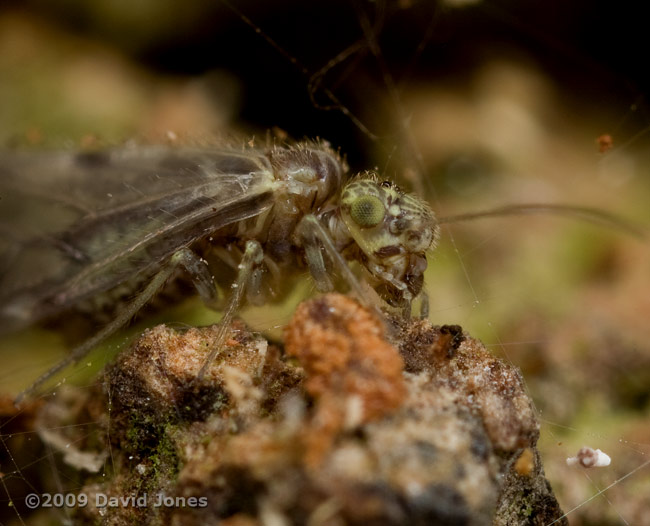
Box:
521, 503, 534, 517
149, 427, 181, 481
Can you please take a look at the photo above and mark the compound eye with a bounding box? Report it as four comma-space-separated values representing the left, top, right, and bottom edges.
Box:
350, 195, 385, 227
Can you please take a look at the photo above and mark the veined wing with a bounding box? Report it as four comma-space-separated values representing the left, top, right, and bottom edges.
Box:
0, 146, 277, 332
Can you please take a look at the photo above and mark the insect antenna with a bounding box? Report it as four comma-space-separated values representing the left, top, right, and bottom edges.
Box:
438, 203, 648, 240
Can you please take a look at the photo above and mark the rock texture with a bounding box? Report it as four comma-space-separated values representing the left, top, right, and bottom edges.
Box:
24, 294, 567, 525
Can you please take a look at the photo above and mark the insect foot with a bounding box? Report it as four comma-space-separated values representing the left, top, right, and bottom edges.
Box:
19, 295, 567, 525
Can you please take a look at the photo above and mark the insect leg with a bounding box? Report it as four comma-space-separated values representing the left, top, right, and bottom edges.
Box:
14, 249, 215, 405
296, 214, 381, 309
246, 266, 266, 305
174, 248, 219, 310
419, 289, 430, 320
197, 239, 264, 380
302, 235, 334, 293
14, 257, 183, 404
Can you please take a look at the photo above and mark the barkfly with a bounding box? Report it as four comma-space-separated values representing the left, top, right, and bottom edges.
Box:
0, 142, 439, 402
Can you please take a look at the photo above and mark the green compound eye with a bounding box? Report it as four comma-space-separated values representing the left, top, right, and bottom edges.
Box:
350, 195, 385, 227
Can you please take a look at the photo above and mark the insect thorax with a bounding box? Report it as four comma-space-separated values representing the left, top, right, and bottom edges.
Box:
266, 144, 345, 210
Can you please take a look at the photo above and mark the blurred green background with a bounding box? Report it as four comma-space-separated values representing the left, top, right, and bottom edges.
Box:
1, 1, 650, 524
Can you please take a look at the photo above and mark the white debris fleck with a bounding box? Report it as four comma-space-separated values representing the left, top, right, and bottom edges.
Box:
566, 446, 611, 468
37, 427, 108, 473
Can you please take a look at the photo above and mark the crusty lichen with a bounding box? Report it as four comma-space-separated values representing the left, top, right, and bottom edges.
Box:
18, 293, 567, 525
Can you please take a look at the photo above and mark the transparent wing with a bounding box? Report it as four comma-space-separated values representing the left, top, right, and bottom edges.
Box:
0, 146, 276, 331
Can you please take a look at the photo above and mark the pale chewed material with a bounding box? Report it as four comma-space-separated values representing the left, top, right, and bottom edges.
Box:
0, 142, 439, 399
566, 447, 612, 468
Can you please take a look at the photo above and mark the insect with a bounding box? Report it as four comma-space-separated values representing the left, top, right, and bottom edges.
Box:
1, 4, 648, 526
0, 142, 439, 402
3, 142, 644, 404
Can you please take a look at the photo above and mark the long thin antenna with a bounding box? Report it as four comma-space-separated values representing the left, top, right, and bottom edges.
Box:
439, 203, 647, 240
